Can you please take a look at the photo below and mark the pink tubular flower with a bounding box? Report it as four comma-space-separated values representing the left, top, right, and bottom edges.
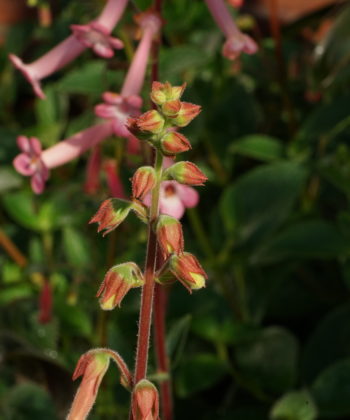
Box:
9, 0, 129, 99
205, 0, 258, 60
103, 159, 126, 199
84, 146, 102, 195
14, 122, 114, 194
95, 10, 162, 137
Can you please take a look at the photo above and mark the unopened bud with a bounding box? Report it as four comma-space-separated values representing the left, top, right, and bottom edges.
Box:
165, 161, 207, 185
156, 215, 184, 257
151, 81, 186, 105
161, 100, 181, 117
171, 102, 201, 127
89, 198, 133, 236
97, 262, 144, 309
132, 166, 156, 199
132, 379, 160, 420
169, 252, 207, 292
160, 132, 191, 156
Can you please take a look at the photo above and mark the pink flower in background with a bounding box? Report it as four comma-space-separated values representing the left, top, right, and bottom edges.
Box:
84, 146, 102, 195
227, 0, 244, 8
205, 0, 257, 61
143, 159, 199, 219
103, 160, 126, 199
13, 136, 49, 194
9, 0, 129, 99
71, 22, 123, 58
13, 122, 114, 194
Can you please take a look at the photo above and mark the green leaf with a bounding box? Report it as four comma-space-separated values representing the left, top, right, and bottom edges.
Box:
166, 314, 192, 367
235, 327, 298, 395
230, 135, 284, 162
175, 353, 227, 397
302, 304, 350, 383
270, 391, 318, 420
2, 383, 58, 420
55, 302, 92, 338
311, 359, 350, 417
57, 61, 107, 95
252, 220, 348, 265
220, 162, 307, 244
62, 226, 90, 268
0, 167, 22, 192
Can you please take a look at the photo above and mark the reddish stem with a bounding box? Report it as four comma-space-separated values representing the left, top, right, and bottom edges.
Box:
154, 283, 173, 420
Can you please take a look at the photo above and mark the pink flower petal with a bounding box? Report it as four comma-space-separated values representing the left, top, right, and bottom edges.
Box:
17, 135, 30, 153
103, 92, 123, 105
95, 104, 116, 119
242, 34, 258, 54
108, 37, 124, 50
176, 184, 199, 208
29, 136, 42, 155
13, 153, 35, 176
126, 95, 143, 109
93, 43, 114, 58
31, 172, 46, 194
112, 119, 130, 138
126, 135, 140, 155
159, 194, 185, 219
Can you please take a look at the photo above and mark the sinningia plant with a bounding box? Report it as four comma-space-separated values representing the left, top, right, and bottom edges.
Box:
9, 1, 258, 418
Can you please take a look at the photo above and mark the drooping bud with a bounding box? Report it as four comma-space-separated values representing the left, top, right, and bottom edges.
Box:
156, 215, 184, 257
67, 350, 109, 420
132, 379, 160, 420
169, 252, 207, 292
161, 100, 181, 118
171, 102, 201, 127
150, 81, 186, 105
132, 166, 156, 199
97, 262, 144, 310
89, 198, 132, 236
67, 348, 133, 420
164, 161, 207, 185
160, 132, 191, 156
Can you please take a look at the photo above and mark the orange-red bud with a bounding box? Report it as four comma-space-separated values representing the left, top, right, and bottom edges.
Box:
138, 110, 165, 133
132, 166, 156, 199
97, 262, 144, 310
156, 215, 184, 257
132, 379, 160, 420
160, 132, 191, 156
171, 102, 201, 127
161, 99, 181, 117
165, 161, 207, 185
151, 81, 186, 105
89, 198, 132, 236
169, 252, 207, 292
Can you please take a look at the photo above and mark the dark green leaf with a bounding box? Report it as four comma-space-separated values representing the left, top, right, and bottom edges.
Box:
230, 135, 284, 162
270, 391, 317, 420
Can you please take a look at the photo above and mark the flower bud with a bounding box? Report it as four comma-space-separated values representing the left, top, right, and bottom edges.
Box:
171, 102, 201, 127
156, 215, 184, 257
169, 252, 207, 292
67, 349, 133, 420
165, 161, 207, 185
132, 166, 156, 199
132, 379, 160, 420
97, 262, 144, 310
160, 132, 191, 156
151, 81, 186, 105
89, 198, 132, 236
127, 111, 165, 140
161, 100, 181, 117
67, 350, 110, 420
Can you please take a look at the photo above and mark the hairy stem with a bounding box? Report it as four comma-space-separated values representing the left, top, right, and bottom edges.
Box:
134, 150, 164, 384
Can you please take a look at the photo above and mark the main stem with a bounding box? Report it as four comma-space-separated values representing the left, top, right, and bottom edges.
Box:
134, 150, 163, 383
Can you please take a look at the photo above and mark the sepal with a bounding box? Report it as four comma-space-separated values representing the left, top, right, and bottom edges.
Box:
132, 166, 156, 199
156, 215, 184, 257
160, 132, 191, 156
163, 161, 207, 185
132, 379, 160, 420
150, 81, 186, 105
168, 252, 207, 292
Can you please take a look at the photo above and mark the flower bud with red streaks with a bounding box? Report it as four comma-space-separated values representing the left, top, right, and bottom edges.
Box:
169, 252, 207, 292
150, 81, 186, 105
161, 100, 181, 117
97, 262, 144, 310
171, 102, 201, 127
132, 166, 156, 199
132, 379, 160, 420
156, 215, 184, 257
165, 161, 207, 185
89, 198, 132, 236
160, 132, 191, 156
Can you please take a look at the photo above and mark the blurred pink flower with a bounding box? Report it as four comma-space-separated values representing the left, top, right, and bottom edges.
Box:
143, 159, 199, 219
205, 0, 257, 60
103, 159, 126, 199
71, 21, 123, 59
84, 146, 102, 195
9, 0, 128, 99
13, 122, 114, 194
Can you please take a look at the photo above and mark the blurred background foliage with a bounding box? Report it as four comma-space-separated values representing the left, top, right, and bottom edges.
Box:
1, 0, 350, 419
